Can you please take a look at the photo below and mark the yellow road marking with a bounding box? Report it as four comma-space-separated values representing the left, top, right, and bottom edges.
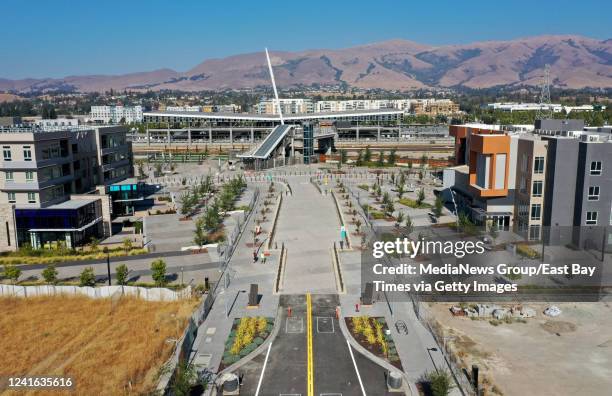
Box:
307, 293, 314, 396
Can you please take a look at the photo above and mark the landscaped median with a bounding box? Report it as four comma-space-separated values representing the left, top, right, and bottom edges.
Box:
346, 315, 402, 370
0, 246, 148, 266
219, 316, 274, 370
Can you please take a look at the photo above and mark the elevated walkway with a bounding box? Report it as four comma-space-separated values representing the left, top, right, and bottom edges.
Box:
238, 124, 293, 160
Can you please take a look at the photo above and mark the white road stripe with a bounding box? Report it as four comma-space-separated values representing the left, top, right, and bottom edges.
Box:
346, 340, 367, 396
255, 343, 272, 396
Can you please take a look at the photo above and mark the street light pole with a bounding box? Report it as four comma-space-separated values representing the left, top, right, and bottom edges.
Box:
427, 347, 439, 373
103, 247, 111, 286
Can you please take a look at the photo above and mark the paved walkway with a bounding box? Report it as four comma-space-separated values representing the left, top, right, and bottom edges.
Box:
275, 178, 341, 294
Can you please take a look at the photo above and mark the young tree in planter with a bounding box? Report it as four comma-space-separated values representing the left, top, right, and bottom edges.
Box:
79, 267, 96, 287
421, 154, 428, 168
384, 201, 395, 217
382, 191, 391, 206
179, 192, 194, 216
405, 214, 414, 235
151, 259, 167, 287
376, 151, 385, 167
488, 222, 499, 244
339, 149, 348, 168
397, 183, 406, 199
395, 211, 405, 228
3, 264, 21, 284
355, 219, 362, 234
42, 264, 58, 285
193, 217, 208, 247
363, 146, 372, 163
416, 188, 426, 207
115, 264, 129, 286
418, 170, 424, 182
355, 149, 364, 167
433, 196, 444, 218
387, 149, 397, 166
122, 238, 133, 254
399, 171, 406, 188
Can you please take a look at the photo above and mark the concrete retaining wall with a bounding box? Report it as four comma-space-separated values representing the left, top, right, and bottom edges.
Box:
0, 284, 191, 301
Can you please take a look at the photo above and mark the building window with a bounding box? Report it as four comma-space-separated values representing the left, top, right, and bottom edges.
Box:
586, 211, 598, 225
532, 181, 543, 197
5, 171, 14, 181
529, 225, 541, 241
25, 171, 34, 182
7, 192, 16, 203
588, 186, 600, 201
27, 192, 36, 203
590, 161, 602, 176
23, 146, 32, 161
3, 146, 11, 161
530, 204, 541, 220
533, 157, 545, 174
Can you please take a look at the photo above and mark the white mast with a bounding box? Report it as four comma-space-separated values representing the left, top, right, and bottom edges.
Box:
265, 48, 284, 125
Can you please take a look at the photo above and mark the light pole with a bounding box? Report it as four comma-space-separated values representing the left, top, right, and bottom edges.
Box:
103, 247, 111, 286
180, 266, 184, 287
426, 347, 439, 373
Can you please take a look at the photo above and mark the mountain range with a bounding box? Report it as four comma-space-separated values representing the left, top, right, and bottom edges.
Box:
1, 35, 611, 93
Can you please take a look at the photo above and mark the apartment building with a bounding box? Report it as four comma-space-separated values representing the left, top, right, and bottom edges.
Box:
0, 125, 133, 251
412, 99, 460, 116
542, 133, 612, 249
445, 121, 612, 250
89, 105, 143, 123
314, 99, 412, 113
256, 99, 313, 115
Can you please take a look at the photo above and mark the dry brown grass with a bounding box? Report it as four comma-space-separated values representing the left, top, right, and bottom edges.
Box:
0, 295, 198, 395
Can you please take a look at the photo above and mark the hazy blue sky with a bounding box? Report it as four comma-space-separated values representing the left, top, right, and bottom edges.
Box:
1, 0, 610, 79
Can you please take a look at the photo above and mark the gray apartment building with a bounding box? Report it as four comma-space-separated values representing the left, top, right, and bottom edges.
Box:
543, 133, 612, 251
0, 124, 133, 251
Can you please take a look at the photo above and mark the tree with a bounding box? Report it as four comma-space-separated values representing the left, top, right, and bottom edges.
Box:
405, 215, 414, 235
79, 267, 96, 287
116, 264, 129, 286
151, 259, 167, 286
339, 149, 348, 167
426, 370, 455, 396
395, 211, 405, 228
89, 237, 99, 252
387, 149, 397, 166
355, 219, 362, 234
376, 150, 385, 167
171, 362, 200, 396
363, 146, 372, 163
397, 183, 406, 199
3, 264, 21, 284
42, 264, 58, 285
122, 238, 133, 253
193, 217, 208, 247
180, 192, 195, 216
421, 154, 428, 168
355, 150, 364, 166
418, 170, 424, 182
433, 196, 444, 218
416, 188, 426, 206
488, 222, 499, 244
382, 191, 392, 206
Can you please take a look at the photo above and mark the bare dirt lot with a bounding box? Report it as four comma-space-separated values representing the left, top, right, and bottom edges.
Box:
0, 295, 197, 395
429, 302, 612, 396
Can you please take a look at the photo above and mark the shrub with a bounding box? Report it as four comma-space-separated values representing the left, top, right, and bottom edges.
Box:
150, 259, 167, 286
79, 267, 96, 287
41, 264, 58, 285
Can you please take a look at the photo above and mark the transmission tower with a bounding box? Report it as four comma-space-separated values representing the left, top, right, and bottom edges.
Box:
536, 64, 552, 119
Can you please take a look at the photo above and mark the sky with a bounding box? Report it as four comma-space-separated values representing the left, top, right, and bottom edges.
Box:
1, 0, 611, 79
